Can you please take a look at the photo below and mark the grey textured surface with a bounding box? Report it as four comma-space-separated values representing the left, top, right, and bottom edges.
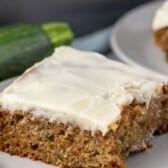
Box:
0, 0, 154, 36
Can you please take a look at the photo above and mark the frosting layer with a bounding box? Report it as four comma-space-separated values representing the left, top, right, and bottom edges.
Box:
0, 47, 166, 135
153, 1, 168, 30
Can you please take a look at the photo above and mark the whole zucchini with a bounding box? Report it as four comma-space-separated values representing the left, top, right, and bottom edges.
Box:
0, 23, 73, 80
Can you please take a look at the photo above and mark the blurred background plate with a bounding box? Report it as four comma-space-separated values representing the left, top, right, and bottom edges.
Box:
111, 1, 168, 76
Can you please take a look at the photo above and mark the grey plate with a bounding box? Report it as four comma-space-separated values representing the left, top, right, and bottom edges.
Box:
0, 77, 168, 168
72, 26, 112, 53
111, 1, 168, 76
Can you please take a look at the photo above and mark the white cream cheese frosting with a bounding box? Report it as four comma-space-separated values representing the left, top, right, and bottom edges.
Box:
153, 1, 168, 30
0, 47, 167, 135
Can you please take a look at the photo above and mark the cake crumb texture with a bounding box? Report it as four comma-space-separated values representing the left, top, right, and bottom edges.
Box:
0, 86, 168, 167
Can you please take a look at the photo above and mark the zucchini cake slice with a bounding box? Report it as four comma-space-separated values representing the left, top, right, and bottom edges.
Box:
153, 1, 168, 59
0, 47, 168, 168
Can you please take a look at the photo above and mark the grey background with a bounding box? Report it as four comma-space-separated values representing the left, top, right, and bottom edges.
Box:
0, 0, 155, 36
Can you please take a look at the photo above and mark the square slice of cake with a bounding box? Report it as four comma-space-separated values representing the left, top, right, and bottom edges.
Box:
153, 1, 168, 59
0, 47, 168, 168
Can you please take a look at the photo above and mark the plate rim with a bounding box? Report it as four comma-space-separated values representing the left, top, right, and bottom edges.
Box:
0, 77, 17, 91
110, 1, 164, 76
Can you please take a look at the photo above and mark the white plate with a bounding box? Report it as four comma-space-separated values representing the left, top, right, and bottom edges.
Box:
0, 78, 168, 168
111, 1, 168, 76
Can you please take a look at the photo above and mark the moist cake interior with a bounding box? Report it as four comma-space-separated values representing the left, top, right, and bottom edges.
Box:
0, 47, 168, 168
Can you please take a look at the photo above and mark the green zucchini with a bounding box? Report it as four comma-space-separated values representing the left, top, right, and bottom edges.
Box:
0, 23, 74, 80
